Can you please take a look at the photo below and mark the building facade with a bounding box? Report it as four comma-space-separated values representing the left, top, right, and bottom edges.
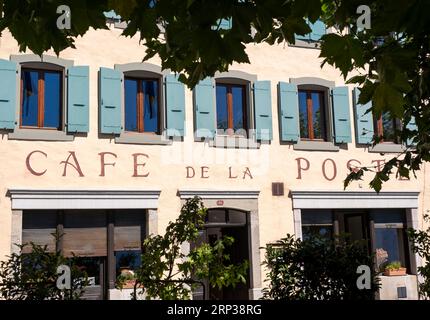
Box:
0, 20, 428, 300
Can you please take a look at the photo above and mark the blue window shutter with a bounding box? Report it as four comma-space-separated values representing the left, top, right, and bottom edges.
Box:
0, 59, 17, 130
278, 82, 299, 142
406, 116, 417, 146
353, 88, 374, 144
309, 20, 326, 41
99, 67, 122, 134
254, 80, 273, 141
67, 66, 89, 133
332, 86, 352, 143
194, 77, 215, 138
165, 74, 185, 137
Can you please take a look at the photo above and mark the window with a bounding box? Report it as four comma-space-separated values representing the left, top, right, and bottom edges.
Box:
215, 83, 247, 134
298, 90, 327, 140
20, 68, 62, 130
374, 112, 399, 143
371, 210, 408, 271
301, 210, 333, 241
124, 77, 160, 134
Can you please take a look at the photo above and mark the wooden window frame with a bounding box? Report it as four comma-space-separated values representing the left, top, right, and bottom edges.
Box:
374, 114, 399, 144
298, 89, 327, 141
20, 68, 63, 130
216, 83, 248, 135
124, 77, 161, 135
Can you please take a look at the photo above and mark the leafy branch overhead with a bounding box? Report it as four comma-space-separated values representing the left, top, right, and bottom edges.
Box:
1, 0, 429, 191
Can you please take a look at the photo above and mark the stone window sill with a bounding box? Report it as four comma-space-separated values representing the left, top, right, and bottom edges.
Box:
293, 140, 339, 152
8, 129, 74, 142
115, 133, 172, 145
288, 39, 321, 49
368, 143, 406, 154
209, 135, 260, 149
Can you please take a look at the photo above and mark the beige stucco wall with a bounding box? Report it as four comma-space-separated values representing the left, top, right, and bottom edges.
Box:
0, 26, 428, 289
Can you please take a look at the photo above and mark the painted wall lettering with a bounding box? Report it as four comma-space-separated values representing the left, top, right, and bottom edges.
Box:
347, 159, 362, 173
201, 166, 210, 179
132, 153, 150, 177
26, 150, 47, 176
60, 151, 84, 177
295, 157, 310, 179
243, 167, 253, 179
371, 159, 385, 172
186, 166, 195, 178
229, 167, 238, 179
322, 158, 337, 181
99, 152, 117, 177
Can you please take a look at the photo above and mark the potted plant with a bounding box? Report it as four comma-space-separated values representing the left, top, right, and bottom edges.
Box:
383, 261, 407, 276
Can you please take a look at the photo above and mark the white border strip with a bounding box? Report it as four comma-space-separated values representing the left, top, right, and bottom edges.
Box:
291, 190, 420, 209
8, 189, 161, 210
178, 189, 260, 199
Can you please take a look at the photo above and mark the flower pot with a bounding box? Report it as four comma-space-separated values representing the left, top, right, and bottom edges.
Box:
384, 268, 407, 276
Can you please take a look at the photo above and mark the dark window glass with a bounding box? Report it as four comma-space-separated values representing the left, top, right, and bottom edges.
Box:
298, 90, 326, 140
302, 225, 333, 241
143, 80, 159, 133
21, 69, 62, 129
216, 85, 228, 130
370, 209, 405, 224
375, 228, 406, 270
125, 79, 138, 132
298, 91, 308, 139
216, 83, 246, 132
21, 70, 39, 127
301, 210, 333, 241
44, 72, 61, 128
124, 78, 159, 133
375, 112, 398, 142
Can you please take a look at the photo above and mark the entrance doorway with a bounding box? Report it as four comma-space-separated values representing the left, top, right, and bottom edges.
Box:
192, 208, 250, 300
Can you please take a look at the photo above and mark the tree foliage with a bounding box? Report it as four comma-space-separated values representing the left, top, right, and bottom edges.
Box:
128, 196, 248, 300
1, 0, 429, 190
407, 215, 430, 299
0, 242, 88, 300
262, 234, 380, 300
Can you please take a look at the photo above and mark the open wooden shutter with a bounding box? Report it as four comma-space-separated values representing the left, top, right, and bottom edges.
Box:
278, 82, 299, 142
353, 88, 374, 144
194, 77, 216, 138
332, 86, 352, 143
0, 59, 18, 130
165, 74, 186, 137
254, 80, 273, 141
67, 66, 90, 133
99, 67, 122, 134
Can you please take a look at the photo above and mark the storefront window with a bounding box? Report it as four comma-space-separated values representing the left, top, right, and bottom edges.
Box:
301, 210, 333, 240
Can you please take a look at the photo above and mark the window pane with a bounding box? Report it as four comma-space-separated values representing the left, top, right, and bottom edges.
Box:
302, 209, 333, 224
370, 209, 405, 224
21, 70, 39, 127
302, 225, 333, 241
311, 92, 324, 139
232, 86, 245, 130
143, 80, 159, 133
375, 228, 405, 270
298, 91, 308, 138
382, 112, 396, 141
125, 79, 138, 132
216, 85, 228, 131
43, 71, 62, 129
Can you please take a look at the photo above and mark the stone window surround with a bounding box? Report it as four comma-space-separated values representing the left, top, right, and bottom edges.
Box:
290, 190, 421, 275
178, 189, 262, 300
204, 70, 263, 149
7, 54, 75, 142
289, 77, 340, 152
114, 62, 173, 145
8, 188, 160, 300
